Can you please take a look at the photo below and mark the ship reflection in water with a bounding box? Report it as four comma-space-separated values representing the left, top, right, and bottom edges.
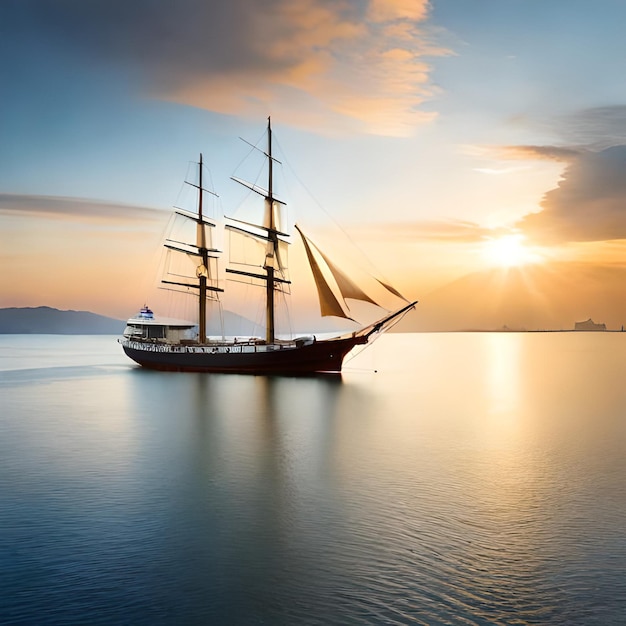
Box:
1, 332, 626, 624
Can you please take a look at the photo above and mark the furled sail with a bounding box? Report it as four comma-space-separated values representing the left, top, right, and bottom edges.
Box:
226, 223, 268, 268
225, 222, 290, 289
161, 213, 222, 294
160, 170, 222, 296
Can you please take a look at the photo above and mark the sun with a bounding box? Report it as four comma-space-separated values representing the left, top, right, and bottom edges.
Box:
482, 234, 542, 268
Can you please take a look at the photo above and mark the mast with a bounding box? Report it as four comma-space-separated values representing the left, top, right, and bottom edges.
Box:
225, 117, 289, 343
265, 117, 277, 344
197, 153, 207, 343
160, 155, 223, 323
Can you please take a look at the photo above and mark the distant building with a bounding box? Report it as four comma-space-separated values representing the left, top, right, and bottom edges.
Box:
574, 318, 606, 331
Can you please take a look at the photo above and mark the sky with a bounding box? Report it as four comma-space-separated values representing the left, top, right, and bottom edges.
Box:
2, 0, 626, 330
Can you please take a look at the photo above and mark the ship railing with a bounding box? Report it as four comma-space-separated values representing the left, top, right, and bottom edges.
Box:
120, 338, 300, 354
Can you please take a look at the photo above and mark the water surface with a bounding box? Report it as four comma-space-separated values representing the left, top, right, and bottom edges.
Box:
1, 333, 625, 624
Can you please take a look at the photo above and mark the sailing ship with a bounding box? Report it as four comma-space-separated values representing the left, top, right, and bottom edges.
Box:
119, 119, 416, 374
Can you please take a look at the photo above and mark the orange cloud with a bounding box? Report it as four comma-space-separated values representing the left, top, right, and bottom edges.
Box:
367, 0, 430, 22
26, 0, 448, 136
473, 145, 582, 162
169, 1, 444, 135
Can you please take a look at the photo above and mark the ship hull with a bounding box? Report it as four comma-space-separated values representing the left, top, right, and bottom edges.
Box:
121, 335, 367, 375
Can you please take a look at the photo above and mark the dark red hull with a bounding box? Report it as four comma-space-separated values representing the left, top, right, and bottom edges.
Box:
122, 335, 367, 375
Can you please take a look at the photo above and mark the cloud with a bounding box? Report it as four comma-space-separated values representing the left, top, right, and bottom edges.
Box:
353, 219, 507, 243
480, 145, 582, 162
471, 107, 626, 244
7, 0, 447, 136
517, 145, 626, 243
501, 145, 582, 162
554, 106, 626, 150
367, 0, 430, 22
0, 194, 166, 225
473, 166, 531, 175
0, 194, 168, 318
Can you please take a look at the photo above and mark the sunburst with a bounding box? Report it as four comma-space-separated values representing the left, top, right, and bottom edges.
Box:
482, 234, 543, 268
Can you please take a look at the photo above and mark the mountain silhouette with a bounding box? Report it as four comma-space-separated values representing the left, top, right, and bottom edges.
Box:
0, 306, 259, 336
396, 262, 626, 331
0, 306, 124, 334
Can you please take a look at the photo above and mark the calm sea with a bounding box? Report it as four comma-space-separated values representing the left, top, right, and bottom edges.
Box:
1, 333, 625, 625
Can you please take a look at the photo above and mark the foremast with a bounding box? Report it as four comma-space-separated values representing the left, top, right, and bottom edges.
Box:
160, 153, 223, 343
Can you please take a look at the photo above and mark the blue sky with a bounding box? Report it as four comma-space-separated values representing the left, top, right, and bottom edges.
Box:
2, 0, 626, 325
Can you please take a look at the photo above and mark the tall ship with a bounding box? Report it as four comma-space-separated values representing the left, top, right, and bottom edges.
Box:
119, 119, 416, 374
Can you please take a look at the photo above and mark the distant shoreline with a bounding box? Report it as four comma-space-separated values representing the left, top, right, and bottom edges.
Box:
1, 306, 623, 335
429, 329, 625, 333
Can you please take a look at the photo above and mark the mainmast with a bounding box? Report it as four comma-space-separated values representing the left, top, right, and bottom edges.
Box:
197, 153, 208, 343
265, 117, 277, 344
224, 117, 290, 344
